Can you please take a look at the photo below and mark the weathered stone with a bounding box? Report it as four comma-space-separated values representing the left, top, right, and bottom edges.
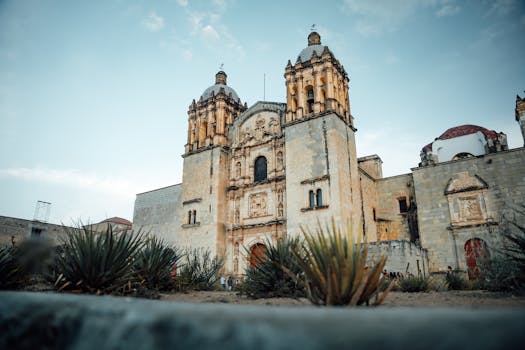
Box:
1, 292, 524, 350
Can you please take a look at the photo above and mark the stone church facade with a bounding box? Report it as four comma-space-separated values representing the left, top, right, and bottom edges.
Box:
133, 32, 525, 278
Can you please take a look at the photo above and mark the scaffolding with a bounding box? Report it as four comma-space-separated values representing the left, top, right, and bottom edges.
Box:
33, 200, 51, 223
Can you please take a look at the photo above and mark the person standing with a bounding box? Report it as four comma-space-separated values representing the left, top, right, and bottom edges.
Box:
220, 275, 226, 290
227, 276, 233, 291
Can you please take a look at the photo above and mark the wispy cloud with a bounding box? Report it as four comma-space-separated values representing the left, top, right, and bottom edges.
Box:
177, 0, 188, 7
342, 0, 462, 36
485, 0, 518, 17
184, 1, 245, 59
142, 11, 165, 32
201, 24, 220, 41
436, 1, 461, 17
0, 167, 136, 197
342, 0, 423, 36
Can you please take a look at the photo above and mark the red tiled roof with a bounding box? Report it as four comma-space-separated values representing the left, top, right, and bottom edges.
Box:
101, 217, 132, 226
422, 124, 499, 152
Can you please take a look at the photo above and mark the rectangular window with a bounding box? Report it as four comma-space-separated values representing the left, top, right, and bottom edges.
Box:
398, 198, 408, 213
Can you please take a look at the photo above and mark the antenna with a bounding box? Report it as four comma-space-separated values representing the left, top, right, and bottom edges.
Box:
263, 73, 266, 101
311, 24, 316, 32
33, 200, 51, 223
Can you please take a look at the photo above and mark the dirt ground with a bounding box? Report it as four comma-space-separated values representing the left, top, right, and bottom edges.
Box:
160, 290, 525, 308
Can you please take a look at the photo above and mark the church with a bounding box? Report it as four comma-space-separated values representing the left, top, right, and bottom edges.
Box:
133, 32, 525, 279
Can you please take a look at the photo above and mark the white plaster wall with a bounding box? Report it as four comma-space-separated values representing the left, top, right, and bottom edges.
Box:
431, 132, 486, 162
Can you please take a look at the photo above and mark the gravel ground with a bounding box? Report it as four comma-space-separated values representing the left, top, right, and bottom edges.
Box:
160, 290, 525, 308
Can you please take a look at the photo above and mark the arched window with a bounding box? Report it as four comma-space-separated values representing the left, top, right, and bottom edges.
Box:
254, 156, 267, 182
309, 190, 315, 209
192, 210, 197, 224
306, 86, 314, 114
188, 210, 192, 224
235, 162, 242, 178
452, 152, 475, 161
316, 189, 323, 207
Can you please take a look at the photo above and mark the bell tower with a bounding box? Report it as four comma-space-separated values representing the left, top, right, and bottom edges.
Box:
283, 32, 362, 238
185, 71, 247, 154
284, 32, 353, 127
180, 70, 246, 258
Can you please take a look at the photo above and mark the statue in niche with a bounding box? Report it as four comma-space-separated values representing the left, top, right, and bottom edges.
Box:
255, 117, 266, 140
269, 117, 279, 134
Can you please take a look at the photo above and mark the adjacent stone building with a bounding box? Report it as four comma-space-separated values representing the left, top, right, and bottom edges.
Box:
133, 32, 525, 278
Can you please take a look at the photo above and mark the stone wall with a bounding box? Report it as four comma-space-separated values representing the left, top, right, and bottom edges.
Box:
367, 240, 428, 276
285, 113, 361, 238
413, 147, 525, 273
0, 215, 72, 247
2, 292, 524, 350
133, 184, 181, 245
376, 174, 415, 241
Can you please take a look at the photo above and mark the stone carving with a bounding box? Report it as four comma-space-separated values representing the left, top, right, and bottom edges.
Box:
445, 173, 491, 226
255, 117, 266, 140
445, 172, 488, 194
249, 192, 268, 217
459, 196, 482, 220
269, 117, 280, 134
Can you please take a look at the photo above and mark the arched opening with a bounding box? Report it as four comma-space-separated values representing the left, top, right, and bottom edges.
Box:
254, 156, 267, 182
192, 210, 197, 224
316, 189, 323, 207
235, 162, 242, 178
320, 89, 326, 112
464, 238, 489, 280
309, 190, 315, 209
452, 152, 475, 161
249, 243, 268, 268
188, 210, 192, 224
305, 86, 314, 114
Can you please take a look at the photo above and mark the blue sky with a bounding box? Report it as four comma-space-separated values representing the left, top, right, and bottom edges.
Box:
1, 0, 524, 224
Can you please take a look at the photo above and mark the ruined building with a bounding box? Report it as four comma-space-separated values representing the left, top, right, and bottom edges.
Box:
133, 32, 525, 278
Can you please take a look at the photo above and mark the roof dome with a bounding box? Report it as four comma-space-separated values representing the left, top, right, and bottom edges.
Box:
422, 124, 500, 152
200, 71, 240, 101
297, 31, 328, 62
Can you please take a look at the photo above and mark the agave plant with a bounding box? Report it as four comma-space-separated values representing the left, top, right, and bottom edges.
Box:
0, 246, 27, 290
53, 226, 145, 295
286, 220, 392, 306
175, 248, 223, 291
240, 236, 305, 298
134, 236, 182, 291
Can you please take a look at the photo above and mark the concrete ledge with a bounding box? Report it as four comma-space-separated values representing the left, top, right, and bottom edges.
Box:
1, 292, 524, 350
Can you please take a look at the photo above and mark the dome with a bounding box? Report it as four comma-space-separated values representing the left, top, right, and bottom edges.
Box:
200, 71, 240, 102
422, 124, 499, 152
297, 32, 328, 62
436, 124, 498, 141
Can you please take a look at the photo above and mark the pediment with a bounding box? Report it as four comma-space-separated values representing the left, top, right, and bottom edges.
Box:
444, 172, 488, 194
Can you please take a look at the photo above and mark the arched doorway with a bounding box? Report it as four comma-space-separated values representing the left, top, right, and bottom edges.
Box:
464, 238, 489, 280
249, 243, 267, 268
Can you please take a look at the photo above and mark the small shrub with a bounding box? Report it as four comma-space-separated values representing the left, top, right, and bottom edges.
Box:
398, 275, 432, 293
52, 226, 145, 295
0, 246, 28, 289
175, 248, 223, 291
239, 236, 305, 299
134, 236, 182, 291
478, 206, 525, 294
446, 270, 470, 291
287, 220, 393, 306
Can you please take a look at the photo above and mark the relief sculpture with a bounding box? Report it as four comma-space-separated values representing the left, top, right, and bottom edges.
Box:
249, 192, 268, 217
